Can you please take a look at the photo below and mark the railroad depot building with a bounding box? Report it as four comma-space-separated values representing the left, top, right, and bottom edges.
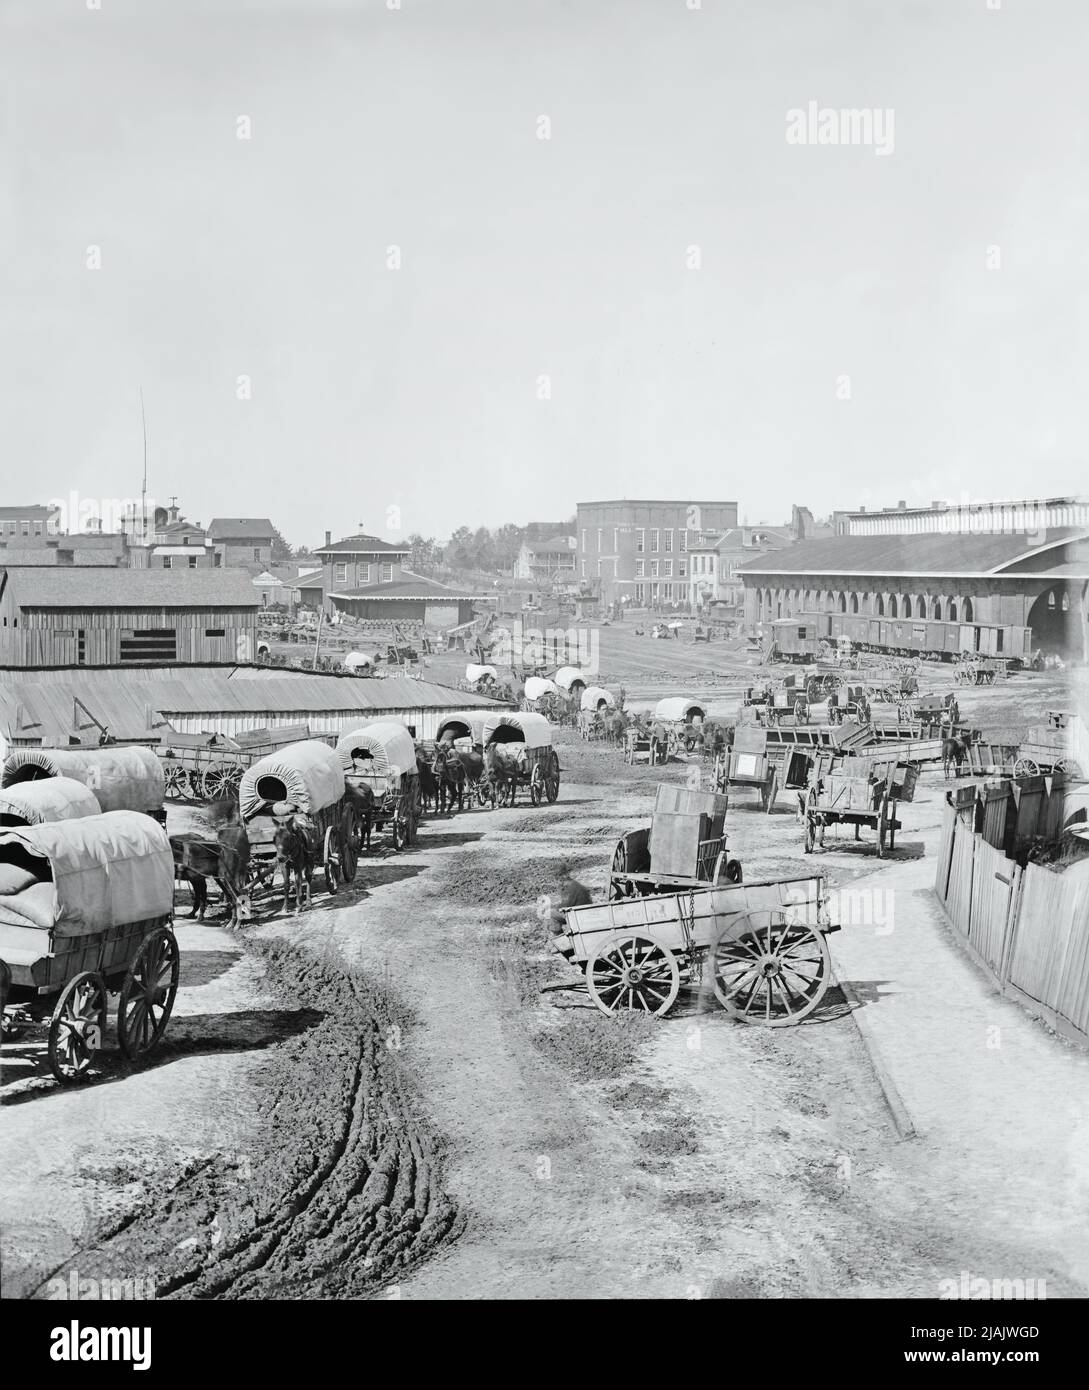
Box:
316, 531, 486, 628
0, 566, 259, 667
575, 498, 739, 608
737, 524, 1089, 660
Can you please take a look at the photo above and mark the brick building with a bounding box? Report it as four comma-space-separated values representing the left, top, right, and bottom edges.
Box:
208, 517, 275, 570
575, 499, 739, 609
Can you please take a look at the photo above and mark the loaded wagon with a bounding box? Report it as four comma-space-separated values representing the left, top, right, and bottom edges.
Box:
337, 722, 420, 850
0, 811, 179, 1081
623, 725, 658, 766
714, 725, 814, 813
481, 712, 560, 807
521, 675, 560, 713
2, 746, 166, 824
552, 870, 839, 1024
240, 740, 360, 899
803, 754, 918, 856
1014, 711, 1083, 779
158, 723, 318, 801
608, 784, 737, 899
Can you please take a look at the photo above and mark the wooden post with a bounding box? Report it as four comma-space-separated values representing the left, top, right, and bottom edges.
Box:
312, 607, 325, 671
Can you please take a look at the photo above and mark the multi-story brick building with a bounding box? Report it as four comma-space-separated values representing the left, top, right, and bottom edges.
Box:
208, 517, 275, 570
575, 499, 738, 609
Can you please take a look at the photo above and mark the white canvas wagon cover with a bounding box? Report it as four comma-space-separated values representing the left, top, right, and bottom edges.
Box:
654, 697, 706, 723
465, 663, 497, 683
337, 722, 417, 779
481, 712, 552, 749
0, 777, 102, 826
1, 745, 165, 814
436, 713, 487, 745
553, 666, 586, 692
580, 685, 615, 712
524, 676, 558, 701
240, 739, 345, 820
0, 810, 173, 937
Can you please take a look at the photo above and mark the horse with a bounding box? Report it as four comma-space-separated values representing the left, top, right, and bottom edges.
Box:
273, 817, 313, 915
430, 742, 466, 813
344, 780, 375, 850
603, 709, 629, 745
171, 823, 253, 926
942, 731, 973, 780
415, 750, 441, 813
485, 743, 522, 805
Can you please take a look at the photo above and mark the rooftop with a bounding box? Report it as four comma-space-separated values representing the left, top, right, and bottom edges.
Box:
329, 573, 486, 601
735, 528, 1089, 578
316, 533, 410, 556
0, 566, 260, 607
0, 505, 59, 520
207, 518, 274, 539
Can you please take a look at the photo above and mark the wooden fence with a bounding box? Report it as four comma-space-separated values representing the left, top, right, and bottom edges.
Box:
934, 781, 1089, 1045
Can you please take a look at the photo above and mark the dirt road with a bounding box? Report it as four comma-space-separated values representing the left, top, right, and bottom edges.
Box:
4, 670, 1085, 1299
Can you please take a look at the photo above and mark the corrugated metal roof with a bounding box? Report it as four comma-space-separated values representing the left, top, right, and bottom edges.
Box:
1, 566, 259, 607
736, 527, 1089, 577
0, 669, 505, 744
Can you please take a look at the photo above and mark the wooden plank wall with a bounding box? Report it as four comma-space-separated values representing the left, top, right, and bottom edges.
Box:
0, 608, 257, 667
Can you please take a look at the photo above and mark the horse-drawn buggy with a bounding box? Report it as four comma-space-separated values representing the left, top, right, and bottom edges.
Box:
480, 712, 560, 807
240, 740, 360, 908
608, 784, 738, 898
338, 722, 421, 848
802, 753, 918, 856
0, 811, 179, 1081
2, 745, 166, 824
552, 799, 839, 1022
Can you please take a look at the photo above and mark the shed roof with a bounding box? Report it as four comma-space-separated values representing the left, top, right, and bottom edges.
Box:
329, 573, 486, 601
316, 533, 409, 556
735, 528, 1089, 578
0, 566, 259, 608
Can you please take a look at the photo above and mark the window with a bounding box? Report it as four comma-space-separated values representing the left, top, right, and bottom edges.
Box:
650, 529, 659, 552
613, 528, 618, 551
663, 560, 672, 577
889, 596, 898, 617
634, 583, 645, 603
636, 529, 644, 553
253, 548, 261, 561
580, 559, 586, 578
948, 601, 957, 621
182, 535, 189, 546
1062, 593, 1069, 611
213, 552, 222, 568
932, 600, 941, 621
34, 522, 43, 535
963, 598, 973, 622
4, 522, 13, 535
120, 629, 177, 662
596, 528, 602, 551
77, 630, 85, 664
680, 531, 688, 551
650, 560, 659, 577
357, 562, 371, 585
334, 562, 348, 584
876, 595, 885, 616
21, 522, 29, 535
205, 628, 225, 638
581, 529, 588, 552
1048, 591, 1056, 610
798, 626, 808, 641
188, 555, 198, 569
996, 628, 1004, 653
635, 560, 644, 578
162, 556, 172, 569
664, 530, 673, 552
678, 560, 686, 577
380, 562, 393, 582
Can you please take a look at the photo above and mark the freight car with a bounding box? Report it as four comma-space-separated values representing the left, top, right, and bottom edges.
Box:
767, 612, 1033, 667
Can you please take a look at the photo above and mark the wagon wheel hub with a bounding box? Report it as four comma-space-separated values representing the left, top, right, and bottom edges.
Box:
756, 954, 782, 977
621, 965, 646, 987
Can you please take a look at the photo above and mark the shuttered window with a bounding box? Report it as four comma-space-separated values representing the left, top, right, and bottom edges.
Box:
119, 629, 177, 662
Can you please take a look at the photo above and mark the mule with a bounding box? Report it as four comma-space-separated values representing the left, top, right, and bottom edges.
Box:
942, 732, 973, 780
171, 825, 253, 925
273, 818, 313, 915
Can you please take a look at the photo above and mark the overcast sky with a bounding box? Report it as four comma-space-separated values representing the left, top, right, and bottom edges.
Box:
2, 0, 1086, 549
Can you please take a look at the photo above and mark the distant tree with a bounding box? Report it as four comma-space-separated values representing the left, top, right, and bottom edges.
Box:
270, 524, 294, 563
407, 533, 439, 575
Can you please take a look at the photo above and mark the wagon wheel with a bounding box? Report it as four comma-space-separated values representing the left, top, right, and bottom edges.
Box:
586, 933, 680, 1018
545, 755, 561, 803
793, 698, 807, 725
48, 971, 107, 1082
1055, 758, 1081, 779
529, 764, 544, 807
897, 702, 915, 721
117, 927, 180, 1061
340, 809, 359, 883
712, 850, 743, 885
163, 763, 188, 800
710, 911, 831, 1027
323, 824, 341, 891
201, 763, 241, 801
1013, 756, 1039, 778
763, 766, 778, 814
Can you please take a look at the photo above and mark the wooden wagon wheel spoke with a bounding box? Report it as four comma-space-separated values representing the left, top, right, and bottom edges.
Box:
117, 926, 180, 1061
48, 972, 107, 1082
586, 934, 679, 1018
711, 912, 831, 1026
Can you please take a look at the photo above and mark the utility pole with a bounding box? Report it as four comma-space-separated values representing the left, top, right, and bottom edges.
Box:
139, 387, 148, 545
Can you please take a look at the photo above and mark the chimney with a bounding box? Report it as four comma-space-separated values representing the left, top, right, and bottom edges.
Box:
324, 530, 332, 548
897, 499, 906, 510
859, 506, 866, 513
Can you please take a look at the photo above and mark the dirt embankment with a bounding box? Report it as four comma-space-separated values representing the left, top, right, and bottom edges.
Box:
44, 942, 460, 1299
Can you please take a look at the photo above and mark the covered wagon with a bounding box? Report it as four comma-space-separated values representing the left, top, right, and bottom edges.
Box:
337, 721, 420, 850
651, 698, 708, 759
0, 811, 178, 1081
0, 777, 102, 828
2, 746, 166, 822
240, 740, 358, 899
553, 666, 587, 696
481, 712, 560, 807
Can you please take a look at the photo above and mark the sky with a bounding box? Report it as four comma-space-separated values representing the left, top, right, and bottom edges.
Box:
1, 0, 1087, 549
